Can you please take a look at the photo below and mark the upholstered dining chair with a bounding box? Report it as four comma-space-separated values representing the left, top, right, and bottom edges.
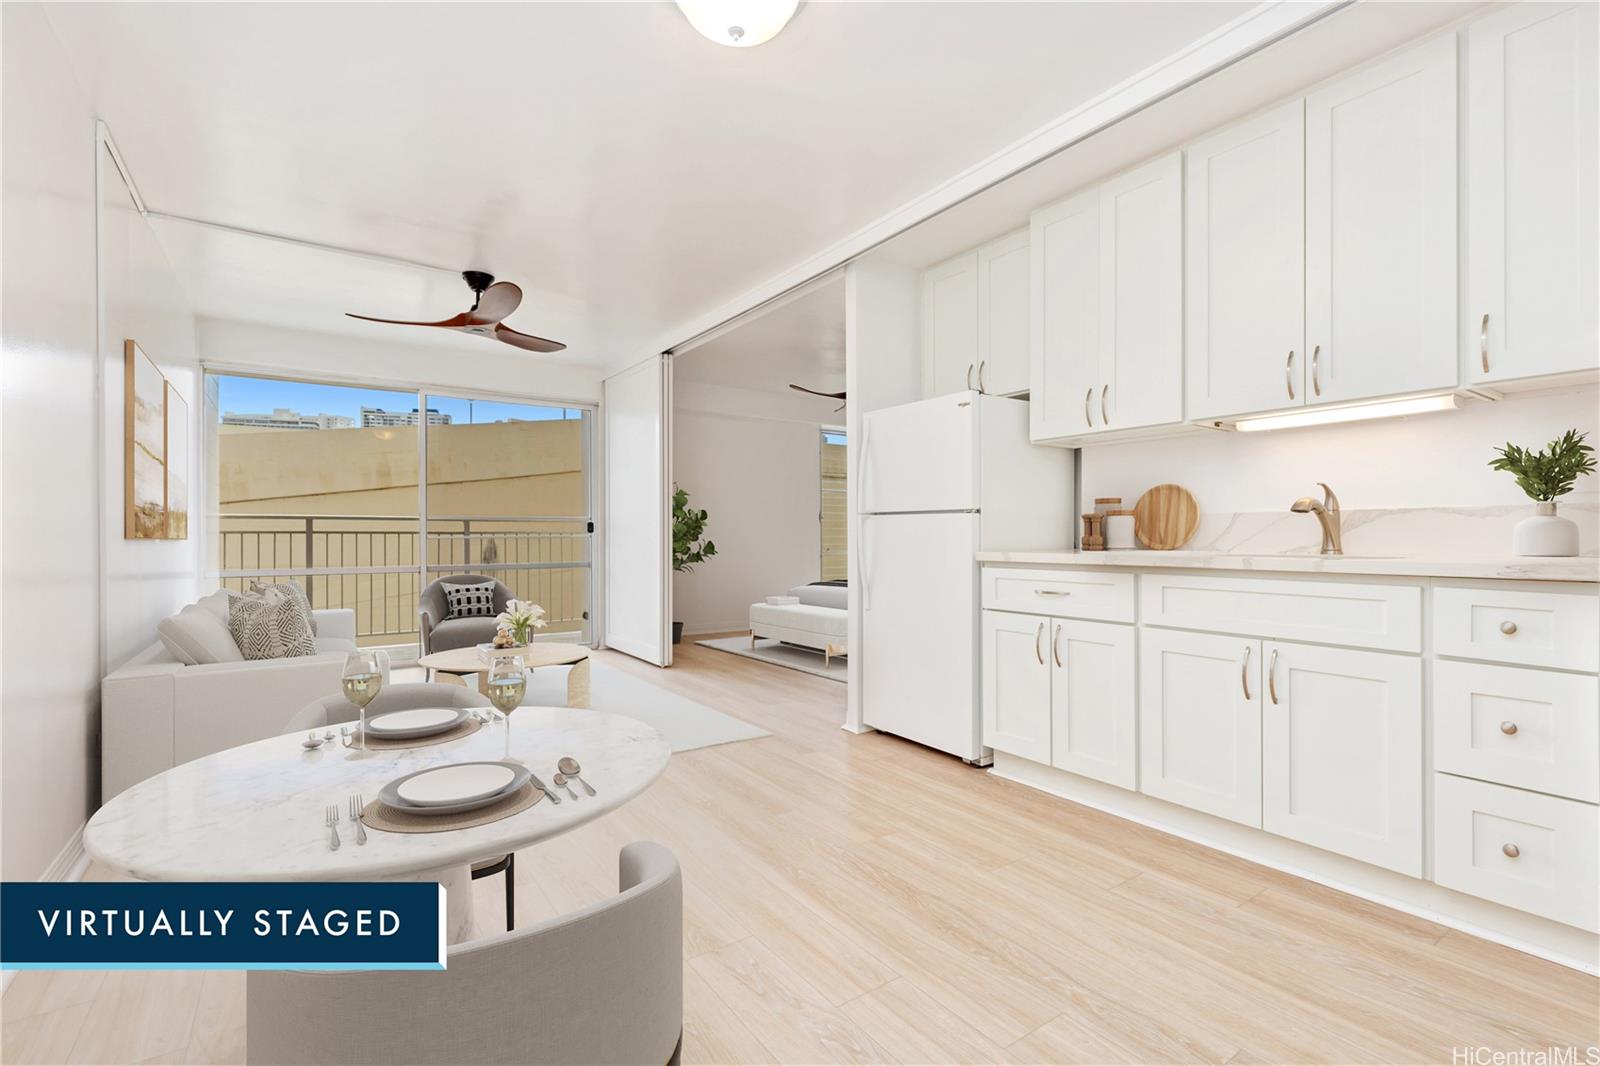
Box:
285, 682, 519, 931
418, 574, 514, 655
246, 841, 683, 1066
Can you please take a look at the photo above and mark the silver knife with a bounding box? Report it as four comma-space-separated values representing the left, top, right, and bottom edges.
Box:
528, 773, 561, 804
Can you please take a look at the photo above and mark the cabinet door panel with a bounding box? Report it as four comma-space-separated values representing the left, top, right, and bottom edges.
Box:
1030, 189, 1100, 440
1139, 629, 1262, 827
1262, 643, 1422, 876
923, 253, 979, 397
1100, 152, 1183, 429
1306, 35, 1457, 403
1051, 620, 1136, 789
1467, 3, 1599, 384
982, 610, 1051, 762
977, 230, 1031, 396
1185, 101, 1306, 420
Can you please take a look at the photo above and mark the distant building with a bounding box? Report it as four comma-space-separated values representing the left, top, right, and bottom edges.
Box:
221, 408, 355, 431
360, 406, 452, 427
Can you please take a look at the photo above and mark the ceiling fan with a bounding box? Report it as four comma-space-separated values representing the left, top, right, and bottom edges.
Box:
789, 383, 846, 411
346, 271, 566, 353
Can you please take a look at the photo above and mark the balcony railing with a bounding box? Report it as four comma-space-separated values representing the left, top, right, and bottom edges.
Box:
216, 513, 591, 647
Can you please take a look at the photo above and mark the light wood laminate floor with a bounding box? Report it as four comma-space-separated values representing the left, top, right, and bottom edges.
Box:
5, 637, 1597, 1065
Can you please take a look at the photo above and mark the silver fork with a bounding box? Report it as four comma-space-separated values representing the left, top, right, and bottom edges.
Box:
325, 804, 341, 851
348, 794, 368, 845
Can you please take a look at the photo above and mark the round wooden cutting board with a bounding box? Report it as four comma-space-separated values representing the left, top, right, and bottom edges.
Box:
1133, 484, 1199, 550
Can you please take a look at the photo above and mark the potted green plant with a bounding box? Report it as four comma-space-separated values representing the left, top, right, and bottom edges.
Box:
671, 485, 716, 644
1489, 429, 1595, 557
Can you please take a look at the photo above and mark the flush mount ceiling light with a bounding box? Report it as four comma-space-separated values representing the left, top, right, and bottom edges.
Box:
1232, 392, 1461, 433
676, 0, 798, 47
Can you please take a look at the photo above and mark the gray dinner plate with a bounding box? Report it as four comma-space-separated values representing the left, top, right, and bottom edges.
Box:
360, 705, 470, 740
377, 760, 532, 817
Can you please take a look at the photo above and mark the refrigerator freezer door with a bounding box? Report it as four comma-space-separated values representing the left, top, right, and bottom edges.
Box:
860, 392, 978, 514
861, 512, 983, 760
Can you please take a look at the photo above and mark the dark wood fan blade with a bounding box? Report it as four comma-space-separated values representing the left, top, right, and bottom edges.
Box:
346, 311, 472, 328
494, 323, 567, 353
467, 281, 523, 325
789, 384, 847, 400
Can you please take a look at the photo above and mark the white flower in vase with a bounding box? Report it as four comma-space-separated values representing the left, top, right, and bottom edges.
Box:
494, 599, 547, 645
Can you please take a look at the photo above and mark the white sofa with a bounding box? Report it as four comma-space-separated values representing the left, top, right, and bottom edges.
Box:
100, 589, 361, 801
748, 583, 848, 661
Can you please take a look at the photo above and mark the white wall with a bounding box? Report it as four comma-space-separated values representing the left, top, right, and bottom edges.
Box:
196, 317, 608, 406
671, 381, 837, 634
1081, 386, 1600, 521
1, 5, 103, 881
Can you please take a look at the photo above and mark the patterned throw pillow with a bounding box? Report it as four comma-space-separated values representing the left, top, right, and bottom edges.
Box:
250, 580, 317, 635
229, 587, 317, 660
442, 581, 497, 619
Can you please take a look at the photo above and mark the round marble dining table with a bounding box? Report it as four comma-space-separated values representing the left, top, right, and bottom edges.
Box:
83, 707, 670, 942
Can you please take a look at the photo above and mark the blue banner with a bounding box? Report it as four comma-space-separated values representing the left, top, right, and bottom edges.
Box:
0, 882, 445, 971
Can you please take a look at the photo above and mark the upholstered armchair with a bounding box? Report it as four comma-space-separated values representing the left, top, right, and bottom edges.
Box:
418, 574, 514, 654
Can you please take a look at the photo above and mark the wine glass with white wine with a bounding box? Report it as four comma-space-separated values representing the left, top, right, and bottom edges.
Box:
341, 650, 387, 749
486, 654, 525, 760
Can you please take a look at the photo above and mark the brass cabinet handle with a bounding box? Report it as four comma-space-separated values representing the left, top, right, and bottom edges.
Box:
1241, 645, 1253, 701
1084, 386, 1095, 427
1285, 351, 1296, 400
1502, 843, 1520, 859
1500, 721, 1519, 736
1311, 344, 1322, 397
1500, 620, 1518, 636
978, 361, 987, 393
1268, 648, 1280, 705
1034, 621, 1045, 665
1052, 623, 1063, 668
1481, 313, 1490, 373
965, 363, 974, 391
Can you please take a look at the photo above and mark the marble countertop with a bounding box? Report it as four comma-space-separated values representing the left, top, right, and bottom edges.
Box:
976, 549, 1599, 582
84, 707, 671, 882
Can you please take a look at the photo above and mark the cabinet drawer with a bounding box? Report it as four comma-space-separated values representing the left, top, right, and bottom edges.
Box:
981, 567, 1135, 622
1434, 662, 1600, 803
1433, 586, 1599, 671
1433, 774, 1598, 932
1140, 574, 1421, 651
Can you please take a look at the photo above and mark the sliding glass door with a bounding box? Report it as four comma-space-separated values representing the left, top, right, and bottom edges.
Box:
208, 372, 594, 652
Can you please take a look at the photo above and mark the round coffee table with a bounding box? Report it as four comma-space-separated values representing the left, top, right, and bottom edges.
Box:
417, 644, 592, 709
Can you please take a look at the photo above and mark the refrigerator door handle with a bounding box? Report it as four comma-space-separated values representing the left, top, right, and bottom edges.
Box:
860, 515, 873, 612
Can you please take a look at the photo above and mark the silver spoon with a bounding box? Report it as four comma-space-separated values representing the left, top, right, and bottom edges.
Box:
557, 756, 596, 796
552, 772, 579, 801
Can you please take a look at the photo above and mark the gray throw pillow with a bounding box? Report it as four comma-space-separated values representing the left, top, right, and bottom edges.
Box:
442, 581, 497, 619
250, 580, 317, 635
229, 587, 316, 660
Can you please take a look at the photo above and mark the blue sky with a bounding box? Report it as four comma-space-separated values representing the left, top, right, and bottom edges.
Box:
216, 375, 582, 424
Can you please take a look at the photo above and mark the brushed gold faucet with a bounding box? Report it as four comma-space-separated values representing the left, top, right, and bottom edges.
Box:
1291, 482, 1343, 555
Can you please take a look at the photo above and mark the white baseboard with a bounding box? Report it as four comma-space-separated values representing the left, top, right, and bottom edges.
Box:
2, 825, 89, 994
680, 621, 748, 637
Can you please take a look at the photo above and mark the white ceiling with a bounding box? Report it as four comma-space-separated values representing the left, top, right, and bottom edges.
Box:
674, 272, 844, 395
45, 1, 1252, 364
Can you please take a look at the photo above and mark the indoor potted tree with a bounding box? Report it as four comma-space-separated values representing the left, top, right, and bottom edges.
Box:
1490, 429, 1595, 557
671, 485, 717, 644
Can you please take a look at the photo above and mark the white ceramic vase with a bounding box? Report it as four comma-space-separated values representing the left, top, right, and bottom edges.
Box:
1511, 501, 1579, 557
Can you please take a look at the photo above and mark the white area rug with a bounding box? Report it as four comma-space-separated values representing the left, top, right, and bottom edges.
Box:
696, 636, 847, 682
522, 658, 769, 752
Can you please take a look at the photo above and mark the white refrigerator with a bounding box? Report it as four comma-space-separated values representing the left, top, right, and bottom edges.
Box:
859, 391, 1074, 762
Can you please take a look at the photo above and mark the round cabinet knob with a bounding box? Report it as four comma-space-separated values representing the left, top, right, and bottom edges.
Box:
1502, 843, 1521, 859
1499, 621, 1518, 635
1500, 721, 1519, 736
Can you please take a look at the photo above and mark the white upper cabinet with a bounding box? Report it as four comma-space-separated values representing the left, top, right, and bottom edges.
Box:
1030, 152, 1182, 441
1029, 188, 1100, 440
1466, 3, 1599, 385
976, 230, 1031, 396
1305, 35, 1458, 404
922, 251, 979, 396
1185, 101, 1307, 421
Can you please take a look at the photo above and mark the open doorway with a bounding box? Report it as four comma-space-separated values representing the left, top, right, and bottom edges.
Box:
669, 274, 848, 682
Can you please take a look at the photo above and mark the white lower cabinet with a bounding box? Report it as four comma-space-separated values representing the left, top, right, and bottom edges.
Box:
1051, 619, 1136, 789
981, 611, 1052, 763
1261, 642, 1423, 876
1138, 628, 1262, 827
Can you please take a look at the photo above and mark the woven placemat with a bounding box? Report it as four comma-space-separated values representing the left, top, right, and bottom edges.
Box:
361, 782, 543, 834
357, 715, 484, 751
